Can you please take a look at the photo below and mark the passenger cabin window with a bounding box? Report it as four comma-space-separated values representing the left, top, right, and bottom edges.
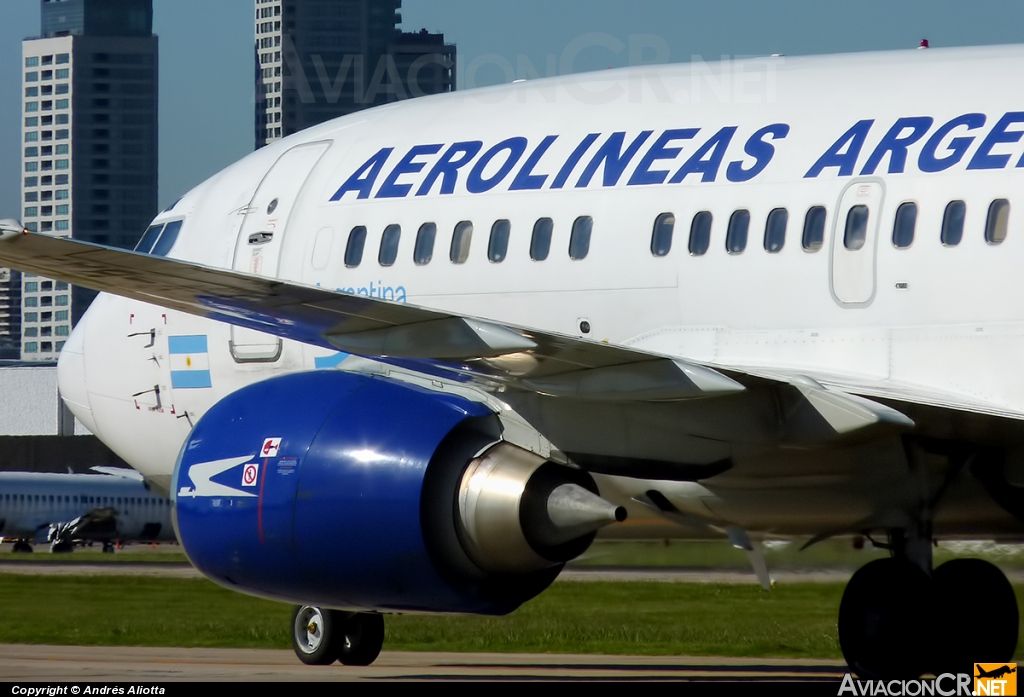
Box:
569, 216, 593, 260
764, 208, 788, 253
530, 218, 553, 261
844, 205, 869, 251
689, 212, 712, 256
986, 199, 1010, 245
802, 206, 826, 252
414, 223, 436, 266
726, 210, 750, 255
941, 201, 966, 247
488, 220, 511, 263
344, 226, 367, 267
450, 221, 473, 264
892, 202, 918, 249
651, 213, 675, 257
378, 224, 401, 267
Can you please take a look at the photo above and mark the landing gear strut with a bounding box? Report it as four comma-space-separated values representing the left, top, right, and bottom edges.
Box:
290, 606, 385, 667
839, 533, 1018, 679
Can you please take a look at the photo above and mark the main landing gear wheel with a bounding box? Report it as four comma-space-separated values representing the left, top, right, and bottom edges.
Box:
337, 612, 385, 666
839, 558, 931, 680
931, 558, 1018, 675
291, 606, 343, 666
11, 541, 32, 553
290, 606, 386, 667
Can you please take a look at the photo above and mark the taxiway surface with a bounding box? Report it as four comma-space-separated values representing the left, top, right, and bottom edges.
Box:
0, 560, 861, 583
0, 644, 848, 682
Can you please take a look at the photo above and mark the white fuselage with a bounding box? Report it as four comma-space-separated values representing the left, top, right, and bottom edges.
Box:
57, 45, 1024, 539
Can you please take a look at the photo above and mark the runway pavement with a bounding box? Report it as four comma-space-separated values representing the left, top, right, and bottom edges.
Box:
20, 559, 1024, 584
0, 644, 849, 682
0, 560, 204, 577
0, 559, 860, 583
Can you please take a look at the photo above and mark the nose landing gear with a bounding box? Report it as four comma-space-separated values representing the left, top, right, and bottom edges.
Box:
290, 605, 385, 667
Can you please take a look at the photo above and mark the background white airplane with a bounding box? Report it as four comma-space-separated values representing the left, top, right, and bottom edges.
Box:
0, 43, 1021, 677
0, 469, 173, 552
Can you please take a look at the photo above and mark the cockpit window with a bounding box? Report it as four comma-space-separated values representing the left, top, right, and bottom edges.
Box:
135, 224, 163, 253
151, 220, 183, 256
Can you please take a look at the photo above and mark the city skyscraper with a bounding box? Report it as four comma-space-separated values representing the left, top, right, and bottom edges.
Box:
0, 269, 22, 360
20, 0, 158, 362
255, 0, 456, 148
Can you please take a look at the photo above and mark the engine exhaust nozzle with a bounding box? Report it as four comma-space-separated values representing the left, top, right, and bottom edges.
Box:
456, 443, 626, 574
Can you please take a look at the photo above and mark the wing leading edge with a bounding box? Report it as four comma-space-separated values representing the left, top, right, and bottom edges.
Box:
0, 226, 745, 399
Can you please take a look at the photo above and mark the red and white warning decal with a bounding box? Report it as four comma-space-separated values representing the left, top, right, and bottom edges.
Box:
242, 462, 260, 488
261, 437, 282, 458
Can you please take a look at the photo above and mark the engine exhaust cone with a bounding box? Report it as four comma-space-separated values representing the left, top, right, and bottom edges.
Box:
455, 443, 628, 574
539, 483, 627, 547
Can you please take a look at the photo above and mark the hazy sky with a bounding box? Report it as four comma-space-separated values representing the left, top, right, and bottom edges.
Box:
2, 0, 1024, 218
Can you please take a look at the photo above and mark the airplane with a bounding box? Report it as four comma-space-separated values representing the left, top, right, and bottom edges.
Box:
977, 665, 1017, 679
0, 469, 174, 552
0, 41, 1021, 677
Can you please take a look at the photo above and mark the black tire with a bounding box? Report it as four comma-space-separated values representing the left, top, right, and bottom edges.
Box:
338, 613, 385, 667
290, 606, 344, 666
839, 557, 931, 680
12, 541, 33, 553
931, 558, 1018, 675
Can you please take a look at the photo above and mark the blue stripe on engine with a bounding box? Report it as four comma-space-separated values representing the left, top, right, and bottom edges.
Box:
314, 352, 350, 369
168, 335, 208, 355
171, 370, 212, 389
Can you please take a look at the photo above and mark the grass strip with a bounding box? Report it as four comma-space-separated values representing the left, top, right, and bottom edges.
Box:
3, 575, 1022, 659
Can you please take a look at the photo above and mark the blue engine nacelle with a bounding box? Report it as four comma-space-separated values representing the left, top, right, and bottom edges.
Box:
172, 371, 624, 615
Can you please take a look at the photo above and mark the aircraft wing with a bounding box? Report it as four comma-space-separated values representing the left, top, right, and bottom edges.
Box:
0, 228, 1010, 436
0, 229, 749, 398
90, 466, 145, 481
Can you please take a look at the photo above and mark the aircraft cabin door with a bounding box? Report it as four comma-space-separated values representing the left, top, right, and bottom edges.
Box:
230, 141, 331, 362
830, 179, 885, 306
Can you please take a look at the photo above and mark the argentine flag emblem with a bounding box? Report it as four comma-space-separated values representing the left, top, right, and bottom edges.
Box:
169, 335, 212, 389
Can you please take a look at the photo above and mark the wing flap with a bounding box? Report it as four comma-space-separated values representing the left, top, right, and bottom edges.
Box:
328, 317, 538, 359
524, 359, 744, 400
